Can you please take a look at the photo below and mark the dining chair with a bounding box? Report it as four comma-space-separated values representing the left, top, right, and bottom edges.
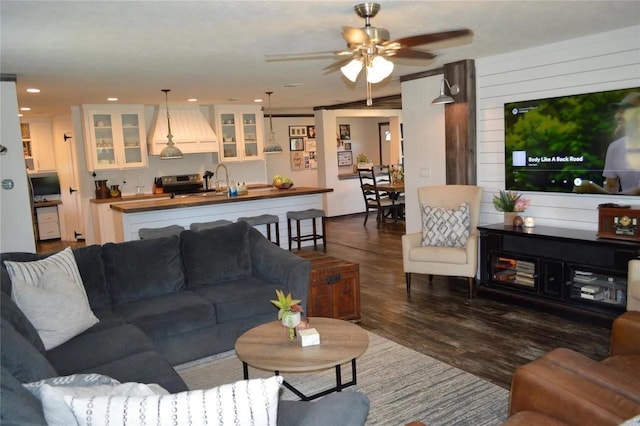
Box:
357, 166, 394, 227
402, 185, 483, 298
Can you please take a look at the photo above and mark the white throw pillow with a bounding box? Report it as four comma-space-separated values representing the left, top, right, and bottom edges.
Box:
5, 248, 99, 350
64, 376, 283, 426
24, 374, 167, 426
421, 202, 471, 248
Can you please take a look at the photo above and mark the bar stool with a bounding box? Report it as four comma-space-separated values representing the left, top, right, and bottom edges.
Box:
189, 220, 233, 232
237, 214, 280, 246
286, 208, 326, 252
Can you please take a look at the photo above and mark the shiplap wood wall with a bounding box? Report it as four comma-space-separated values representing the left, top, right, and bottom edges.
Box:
476, 26, 640, 230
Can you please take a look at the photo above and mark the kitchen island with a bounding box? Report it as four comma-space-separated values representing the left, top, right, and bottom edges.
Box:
110, 186, 332, 247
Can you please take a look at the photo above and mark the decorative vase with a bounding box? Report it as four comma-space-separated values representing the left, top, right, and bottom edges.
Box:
282, 311, 301, 328
503, 212, 519, 226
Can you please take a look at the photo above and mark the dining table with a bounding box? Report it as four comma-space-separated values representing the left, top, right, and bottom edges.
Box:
376, 181, 405, 223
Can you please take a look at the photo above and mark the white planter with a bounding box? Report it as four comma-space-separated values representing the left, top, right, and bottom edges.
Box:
282, 311, 301, 328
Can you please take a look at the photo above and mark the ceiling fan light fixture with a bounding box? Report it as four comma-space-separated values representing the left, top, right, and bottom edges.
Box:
160, 89, 183, 160
432, 78, 460, 105
366, 55, 394, 84
340, 58, 363, 82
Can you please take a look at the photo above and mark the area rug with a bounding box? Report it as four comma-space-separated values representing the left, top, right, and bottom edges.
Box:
175, 331, 509, 425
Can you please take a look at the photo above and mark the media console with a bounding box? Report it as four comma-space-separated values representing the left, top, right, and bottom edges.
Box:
477, 224, 640, 325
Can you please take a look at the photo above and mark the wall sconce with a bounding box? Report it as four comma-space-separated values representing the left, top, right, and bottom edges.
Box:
432, 78, 460, 105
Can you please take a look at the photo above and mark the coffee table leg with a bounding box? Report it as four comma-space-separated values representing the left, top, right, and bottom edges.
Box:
243, 362, 249, 380
352, 358, 357, 386
335, 365, 342, 391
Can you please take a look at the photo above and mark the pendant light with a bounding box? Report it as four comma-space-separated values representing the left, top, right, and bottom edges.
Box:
159, 89, 183, 160
263, 91, 283, 153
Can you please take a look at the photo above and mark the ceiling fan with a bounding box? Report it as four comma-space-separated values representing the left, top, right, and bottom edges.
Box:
266, 2, 472, 106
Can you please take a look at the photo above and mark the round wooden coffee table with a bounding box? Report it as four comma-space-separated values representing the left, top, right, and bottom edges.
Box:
235, 317, 369, 400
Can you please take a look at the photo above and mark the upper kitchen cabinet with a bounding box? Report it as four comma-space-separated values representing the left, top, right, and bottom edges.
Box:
83, 105, 148, 171
148, 106, 218, 155
214, 105, 264, 162
21, 119, 56, 174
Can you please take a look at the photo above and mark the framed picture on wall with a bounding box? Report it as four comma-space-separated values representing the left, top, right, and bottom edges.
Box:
307, 125, 316, 139
339, 124, 351, 140
337, 151, 353, 166
289, 126, 307, 137
344, 142, 352, 151
290, 137, 304, 151
290, 151, 305, 170
305, 139, 317, 152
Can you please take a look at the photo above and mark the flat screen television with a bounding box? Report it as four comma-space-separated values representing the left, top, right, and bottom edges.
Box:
30, 173, 61, 197
504, 87, 640, 196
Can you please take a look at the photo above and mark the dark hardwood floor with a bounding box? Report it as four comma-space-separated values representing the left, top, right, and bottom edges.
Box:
37, 214, 611, 389
320, 214, 610, 390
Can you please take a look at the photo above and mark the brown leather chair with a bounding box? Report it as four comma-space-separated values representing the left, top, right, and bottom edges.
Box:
503, 311, 640, 425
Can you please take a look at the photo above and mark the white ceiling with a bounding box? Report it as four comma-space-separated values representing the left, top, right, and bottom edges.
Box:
2, 0, 640, 118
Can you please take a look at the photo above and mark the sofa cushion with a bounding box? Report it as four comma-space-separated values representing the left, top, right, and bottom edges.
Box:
114, 291, 216, 340
24, 376, 167, 426
0, 366, 47, 426
10, 263, 99, 350
1, 290, 45, 353
181, 221, 253, 287
1, 252, 43, 295
46, 323, 158, 376
0, 318, 57, 383
102, 235, 185, 305
64, 376, 282, 426
193, 277, 279, 323
278, 391, 370, 426
72, 244, 111, 311
75, 351, 188, 394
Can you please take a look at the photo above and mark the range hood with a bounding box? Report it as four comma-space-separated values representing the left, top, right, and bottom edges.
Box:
148, 105, 218, 155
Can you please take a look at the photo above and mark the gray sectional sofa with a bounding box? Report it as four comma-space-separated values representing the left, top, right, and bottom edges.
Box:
1, 221, 370, 425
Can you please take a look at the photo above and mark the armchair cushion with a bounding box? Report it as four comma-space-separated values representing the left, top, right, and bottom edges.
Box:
421, 202, 470, 248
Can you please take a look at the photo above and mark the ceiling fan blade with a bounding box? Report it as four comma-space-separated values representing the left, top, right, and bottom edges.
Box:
342, 26, 370, 45
389, 49, 436, 60
265, 50, 341, 62
383, 29, 472, 49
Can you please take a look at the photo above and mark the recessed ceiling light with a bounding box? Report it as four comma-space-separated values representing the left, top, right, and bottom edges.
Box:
254, 98, 263, 103
107, 97, 118, 102
26, 88, 40, 93
283, 83, 302, 88
18, 113, 23, 117
20, 107, 31, 111
227, 98, 239, 102
187, 98, 198, 102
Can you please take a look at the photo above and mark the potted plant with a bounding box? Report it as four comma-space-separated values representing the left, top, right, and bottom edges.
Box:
270, 289, 303, 341
493, 190, 530, 225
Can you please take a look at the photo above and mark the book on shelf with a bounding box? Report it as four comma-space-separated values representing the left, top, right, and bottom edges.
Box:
515, 275, 535, 286
496, 257, 516, 268
574, 275, 597, 283
493, 270, 516, 282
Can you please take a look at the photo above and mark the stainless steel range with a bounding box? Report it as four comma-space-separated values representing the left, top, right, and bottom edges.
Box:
160, 174, 203, 194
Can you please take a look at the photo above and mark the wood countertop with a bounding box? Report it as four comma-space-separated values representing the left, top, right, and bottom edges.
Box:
34, 200, 62, 207
110, 186, 333, 214
90, 193, 171, 204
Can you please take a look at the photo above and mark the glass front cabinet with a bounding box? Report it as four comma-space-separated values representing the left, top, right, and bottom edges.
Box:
214, 106, 264, 162
83, 105, 148, 171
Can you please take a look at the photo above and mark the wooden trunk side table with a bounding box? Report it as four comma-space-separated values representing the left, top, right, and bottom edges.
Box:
296, 251, 361, 321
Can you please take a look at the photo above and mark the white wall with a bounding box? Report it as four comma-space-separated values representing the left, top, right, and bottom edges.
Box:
0, 81, 36, 252
401, 76, 447, 233
315, 108, 404, 217
476, 25, 640, 230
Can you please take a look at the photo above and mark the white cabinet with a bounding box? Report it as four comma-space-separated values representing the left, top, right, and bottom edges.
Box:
83, 105, 148, 171
36, 206, 60, 240
22, 120, 56, 173
214, 106, 264, 162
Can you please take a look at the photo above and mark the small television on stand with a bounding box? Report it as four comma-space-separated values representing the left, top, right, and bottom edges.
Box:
504, 87, 640, 196
29, 172, 61, 202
